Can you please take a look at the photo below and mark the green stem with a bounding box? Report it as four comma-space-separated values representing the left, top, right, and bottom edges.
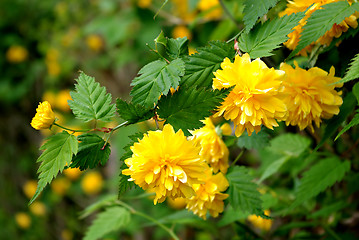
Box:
102, 121, 129, 149
146, 44, 170, 63
116, 200, 179, 240
53, 123, 89, 132
219, 0, 241, 29
120, 192, 155, 200
231, 149, 245, 167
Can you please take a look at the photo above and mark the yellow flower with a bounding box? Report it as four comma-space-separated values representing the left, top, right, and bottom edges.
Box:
6, 45, 28, 63
188, 46, 197, 55
189, 118, 229, 174
172, 25, 192, 40
122, 124, 208, 204
31, 101, 56, 130
248, 210, 273, 231
63, 167, 82, 180
213, 53, 287, 137
171, 0, 196, 22
86, 34, 103, 52
29, 202, 47, 216
81, 171, 103, 195
15, 212, 31, 229
167, 197, 187, 209
61, 229, 73, 240
280, 62, 343, 131
197, 0, 222, 19
137, 0, 152, 8
42, 91, 56, 106
279, 0, 359, 55
220, 123, 232, 136
51, 177, 71, 196
56, 90, 72, 112
186, 169, 229, 219
23, 180, 37, 199
46, 61, 61, 76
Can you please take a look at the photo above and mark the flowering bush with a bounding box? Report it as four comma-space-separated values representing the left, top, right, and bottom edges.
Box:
4, 0, 359, 239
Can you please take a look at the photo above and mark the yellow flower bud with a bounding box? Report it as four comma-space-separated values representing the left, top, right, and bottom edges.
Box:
29, 202, 47, 216
23, 180, 37, 199
220, 123, 232, 136
86, 34, 103, 52
15, 212, 31, 229
6, 46, 28, 63
63, 167, 82, 180
31, 101, 56, 130
51, 177, 71, 196
81, 171, 103, 195
172, 25, 192, 40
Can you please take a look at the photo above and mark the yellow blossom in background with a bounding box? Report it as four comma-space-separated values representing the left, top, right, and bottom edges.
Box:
167, 197, 187, 209
15, 212, 31, 229
172, 0, 196, 22
63, 167, 82, 180
122, 124, 208, 204
197, 0, 222, 20
6, 45, 28, 63
29, 202, 47, 216
31, 101, 56, 130
61, 229, 74, 240
56, 90, 72, 112
248, 210, 273, 231
280, 0, 359, 55
46, 48, 61, 76
172, 25, 192, 40
220, 123, 232, 136
137, 0, 152, 8
188, 46, 197, 55
23, 180, 37, 199
280, 62, 343, 131
42, 91, 56, 106
186, 169, 229, 219
86, 34, 104, 52
190, 118, 229, 173
51, 177, 71, 196
81, 171, 103, 195
213, 53, 287, 137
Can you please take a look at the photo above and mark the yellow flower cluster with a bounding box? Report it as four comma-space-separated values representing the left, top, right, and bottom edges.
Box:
190, 118, 229, 173
212, 54, 343, 135
30, 101, 56, 130
280, 0, 359, 55
185, 169, 229, 219
123, 124, 229, 218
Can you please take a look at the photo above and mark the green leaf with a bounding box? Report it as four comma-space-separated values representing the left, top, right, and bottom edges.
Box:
80, 194, 117, 219
336, 110, 359, 140
259, 156, 290, 182
166, 37, 189, 59
269, 133, 311, 157
181, 41, 235, 88
218, 204, 249, 227
130, 59, 185, 108
308, 201, 347, 219
238, 12, 304, 59
237, 130, 270, 150
338, 53, 359, 84
354, 81, 359, 104
30, 132, 78, 204
68, 72, 116, 122
70, 134, 111, 171
316, 93, 357, 150
227, 166, 264, 216
291, 2, 359, 57
243, 0, 279, 33
116, 98, 154, 124
154, 30, 167, 48
290, 157, 350, 210
157, 87, 230, 135
84, 206, 131, 240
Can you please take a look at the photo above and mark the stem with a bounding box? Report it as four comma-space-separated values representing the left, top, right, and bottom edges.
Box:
53, 123, 89, 132
227, 29, 244, 43
323, 225, 342, 240
231, 149, 245, 167
146, 44, 170, 64
102, 121, 129, 149
219, 0, 241, 29
116, 200, 179, 240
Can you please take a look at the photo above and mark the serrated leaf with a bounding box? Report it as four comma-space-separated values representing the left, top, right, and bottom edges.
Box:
291, 2, 359, 57
157, 87, 230, 135
68, 72, 116, 122
290, 158, 350, 210
316, 93, 357, 150
354, 82, 359, 104
336, 110, 359, 140
166, 37, 189, 59
70, 134, 111, 171
130, 59, 185, 108
181, 41, 235, 88
269, 133, 311, 157
338, 53, 359, 84
238, 12, 304, 59
237, 130, 270, 150
243, 0, 279, 33
30, 132, 78, 204
84, 206, 131, 240
116, 98, 154, 124
227, 166, 264, 216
